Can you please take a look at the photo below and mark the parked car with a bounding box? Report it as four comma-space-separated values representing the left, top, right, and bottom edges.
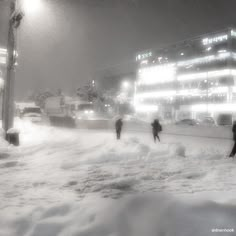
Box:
21, 107, 42, 123
175, 118, 199, 126
200, 117, 216, 126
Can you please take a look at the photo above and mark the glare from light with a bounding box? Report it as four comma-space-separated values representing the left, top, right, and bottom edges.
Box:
202, 34, 228, 45
0, 78, 4, 89
135, 90, 176, 99
122, 81, 130, 89
218, 49, 227, 54
177, 52, 230, 67
177, 69, 236, 81
191, 103, 236, 112
209, 86, 228, 94
206, 47, 212, 51
0, 48, 7, 55
0, 57, 6, 65
140, 60, 148, 65
177, 89, 199, 96
0, 48, 7, 64
22, 0, 42, 15
231, 30, 236, 37
135, 86, 233, 101
135, 104, 158, 113
138, 64, 176, 85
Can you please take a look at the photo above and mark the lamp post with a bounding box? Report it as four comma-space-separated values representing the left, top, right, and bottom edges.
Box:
2, 0, 41, 138
2, 0, 19, 135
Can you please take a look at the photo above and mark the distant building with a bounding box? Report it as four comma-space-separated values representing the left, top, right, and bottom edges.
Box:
134, 27, 236, 122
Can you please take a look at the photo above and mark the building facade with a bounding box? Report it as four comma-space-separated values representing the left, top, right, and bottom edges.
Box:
134, 28, 236, 122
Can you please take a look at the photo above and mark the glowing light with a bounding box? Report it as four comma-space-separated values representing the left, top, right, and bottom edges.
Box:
138, 64, 176, 85
218, 49, 227, 53
134, 86, 232, 101
202, 34, 228, 45
22, 0, 42, 15
177, 52, 230, 67
140, 60, 148, 65
136, 51, 152, 61
177, 69, 236, 81
176, 89, 200, 96
0, 78, 4, 88
209, 86, 228, 94
0, 48, 7, 64
135, 90, 176, 99
191, 103, 236, 112
0, 48, 7, 55
0, 57, 6, 65
231, 30, 236, 37
135, 104, 158, 113
122, 81, 130, 89
206, 47, 212, 51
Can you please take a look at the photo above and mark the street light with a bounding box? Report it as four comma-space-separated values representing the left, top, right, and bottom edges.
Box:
122, 81, 130, 90
21, 0, 42, 15
2, 0, 42, 141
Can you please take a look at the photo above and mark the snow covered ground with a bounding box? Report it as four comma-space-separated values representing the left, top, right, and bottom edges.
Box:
0, 119, 236, 236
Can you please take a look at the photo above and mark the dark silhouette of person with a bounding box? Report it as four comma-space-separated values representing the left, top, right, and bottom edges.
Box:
229, 121, 236, 158
151, 119, 162, 142
115, 118, 123, 140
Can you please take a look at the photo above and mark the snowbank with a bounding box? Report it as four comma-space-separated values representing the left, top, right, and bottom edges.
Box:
1, 194, 236, 236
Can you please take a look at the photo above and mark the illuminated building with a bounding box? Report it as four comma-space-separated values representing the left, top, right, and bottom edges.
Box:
0, 47, 6, 86
134, 28, 236, 121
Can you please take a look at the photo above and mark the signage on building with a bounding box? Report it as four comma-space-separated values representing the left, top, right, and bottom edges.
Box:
202, 34, 228, 45
136, 51, 152, 61
202, 29, 236, 46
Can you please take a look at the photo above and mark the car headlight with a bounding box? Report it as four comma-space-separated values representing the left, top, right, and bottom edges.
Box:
89, 110, 94, 114
84, 110, 89, 114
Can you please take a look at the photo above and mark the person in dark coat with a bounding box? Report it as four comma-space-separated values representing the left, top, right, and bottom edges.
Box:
151, 119, 162, 142
115, 118, 123, 140
229, 121, 236, 157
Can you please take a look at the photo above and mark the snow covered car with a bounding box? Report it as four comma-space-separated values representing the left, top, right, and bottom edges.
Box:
175, 119, 199, 126
21, 107, 42, 123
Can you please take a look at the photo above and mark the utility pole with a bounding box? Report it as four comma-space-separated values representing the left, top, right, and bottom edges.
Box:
2, 0, 23, 136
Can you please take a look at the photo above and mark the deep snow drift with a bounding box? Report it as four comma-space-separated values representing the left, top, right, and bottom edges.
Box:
0, 120, 236, 236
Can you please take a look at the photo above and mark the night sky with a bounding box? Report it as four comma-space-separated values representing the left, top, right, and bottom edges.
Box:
1, 0, 236, 99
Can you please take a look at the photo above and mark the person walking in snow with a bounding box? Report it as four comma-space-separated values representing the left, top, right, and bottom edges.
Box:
229, 121, 236, 158
115, 118, 123, 140
151, 119, 162, 142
